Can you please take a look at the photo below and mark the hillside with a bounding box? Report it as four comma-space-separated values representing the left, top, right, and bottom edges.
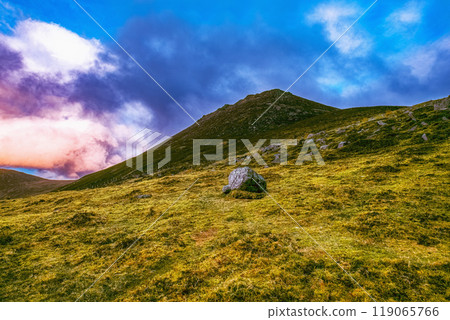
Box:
0, 169, 72, 200
60, 89, 337, 190
0, 94, 448, 301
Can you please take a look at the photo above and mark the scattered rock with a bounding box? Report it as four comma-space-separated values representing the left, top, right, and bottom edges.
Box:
377, 120, 387, 126
421, 121, 428, 126
338, 141, 346, 149
260, 144, 280, 153
223, 167, 266, 193
136, 194, 152, 199
409, 126, 417, 132
407, 111, 416, 121
434, 97, 449, 111
316, 138, 326, 144
272, 153, 281, 163
422, 134, 428, 142
320, 145, 328, 150
307, 133, 315, 139
443, 116, 448, 121
336, 128, 346, 134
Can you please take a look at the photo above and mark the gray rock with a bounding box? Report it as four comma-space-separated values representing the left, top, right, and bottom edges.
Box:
434, 97, 449, 111
421, 121, 428, 126
377, 120, 387, 126
316, 138, 326, 144
336, 128, 346, 134
407, 111, 416, 121
307, 133, 315, 139
338, 141, 346, 149
223, 167, 266, 193
320, 145, 328, 150
422, 134, 428, 141
443, 116, 449, 121
272, 153, 281, 163
409, 126, 417, 132
136, 194, 151, 199
260, 144, 280, 153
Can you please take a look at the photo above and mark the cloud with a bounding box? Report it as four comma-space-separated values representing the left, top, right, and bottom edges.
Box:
0, 19, 117, 83
0, 80, 131, 178
403, 36, 450, 81
307, 2, 372, 57
385, 1, 423, 34
0, 20, 130, 178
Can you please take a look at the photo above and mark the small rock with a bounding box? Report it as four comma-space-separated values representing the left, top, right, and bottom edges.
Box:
434, 98, 449, 111
338, 141, 346, 149
320, 145, 328, 150
336, 128, 346, 134
136, 194, 152, 199
443, 116, 448, 121
422, 134, 428, 141
272, 153, 280, 163
223, 167, 266, 193
391, 126, 396, 131
222, 185, 231, 194
409, 126, 417, 132
307, 133, 315, 139
407, 111, 416, 121
316, 138, 326, 144
377, 120, 387, 126
421, 121, 428, 126
260, 144, 280, 153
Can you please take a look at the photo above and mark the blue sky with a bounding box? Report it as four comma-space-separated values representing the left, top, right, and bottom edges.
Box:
0, 0, 449, 178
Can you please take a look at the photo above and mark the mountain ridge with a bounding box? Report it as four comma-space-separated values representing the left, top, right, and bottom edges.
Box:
0, 169, 73, 199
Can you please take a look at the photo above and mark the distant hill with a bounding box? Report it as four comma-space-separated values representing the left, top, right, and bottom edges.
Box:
0, 169, 73, 199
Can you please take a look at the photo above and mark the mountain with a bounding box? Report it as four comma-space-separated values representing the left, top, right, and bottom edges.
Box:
0, 92, 448, 302
0, 169, 73, 199
60, 89, 337, 190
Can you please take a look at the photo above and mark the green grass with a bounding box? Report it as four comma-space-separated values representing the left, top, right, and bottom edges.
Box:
0, 97, 449, 302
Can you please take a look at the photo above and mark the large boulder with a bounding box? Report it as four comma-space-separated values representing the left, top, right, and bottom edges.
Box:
223, 167, 266, 193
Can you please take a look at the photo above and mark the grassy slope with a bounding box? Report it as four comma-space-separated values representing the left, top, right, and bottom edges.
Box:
60, 89, 336, 190
0, 99, 449, 302
0, 169, 72, 200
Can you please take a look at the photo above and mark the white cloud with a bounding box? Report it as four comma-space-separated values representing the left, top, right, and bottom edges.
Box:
307, 2, 372, 57
404, 36, 450, 81
119, 101, 154, 127
386, 1, 423, 34
0, 19, 116, 82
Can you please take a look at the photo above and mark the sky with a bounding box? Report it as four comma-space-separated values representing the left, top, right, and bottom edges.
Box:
0, 0, 449, 179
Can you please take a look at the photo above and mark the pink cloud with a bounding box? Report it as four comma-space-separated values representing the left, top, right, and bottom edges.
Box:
0, 81, 130, 179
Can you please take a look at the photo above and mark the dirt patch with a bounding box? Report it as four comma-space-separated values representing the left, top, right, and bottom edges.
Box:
191, 228, 217, 246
